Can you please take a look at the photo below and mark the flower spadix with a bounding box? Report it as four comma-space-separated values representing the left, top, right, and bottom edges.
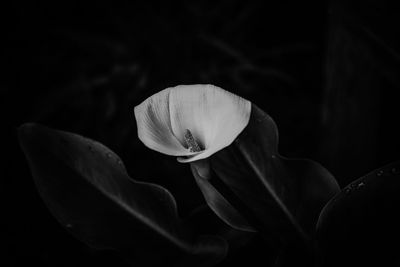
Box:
134, 84, 251, 163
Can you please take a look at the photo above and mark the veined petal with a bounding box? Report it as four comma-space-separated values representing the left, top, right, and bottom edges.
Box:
169, 84, 251, 163
134, 89, 196, 156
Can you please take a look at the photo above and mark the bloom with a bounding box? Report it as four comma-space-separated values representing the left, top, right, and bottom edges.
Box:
134, 84, 251, 163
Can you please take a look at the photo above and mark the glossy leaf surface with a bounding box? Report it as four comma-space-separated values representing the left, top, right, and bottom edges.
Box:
18, 123, 227, 267
191, 104, 340, 247
316, 160, 400, 267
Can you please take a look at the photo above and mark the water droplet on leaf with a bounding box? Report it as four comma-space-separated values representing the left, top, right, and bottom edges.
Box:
88, 145, 94, 152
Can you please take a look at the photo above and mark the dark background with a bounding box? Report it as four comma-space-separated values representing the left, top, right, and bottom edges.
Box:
3, 0, 400, 266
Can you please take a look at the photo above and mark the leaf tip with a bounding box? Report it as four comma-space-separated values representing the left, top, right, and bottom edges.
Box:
18, 122, 36, 133
18, 123, 39, 145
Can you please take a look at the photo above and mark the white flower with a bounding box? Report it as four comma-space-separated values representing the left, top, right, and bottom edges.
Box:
134, 84, 251, 163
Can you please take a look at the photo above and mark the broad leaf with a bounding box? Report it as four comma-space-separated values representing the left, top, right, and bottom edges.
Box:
316, 160, 400, 267
191, 104, 340, 247
191, 160, 255, 232
18, 123, 227, 267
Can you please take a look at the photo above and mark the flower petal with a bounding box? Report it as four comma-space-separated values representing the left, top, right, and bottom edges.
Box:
134, 89, 195, 156
177, 149, 219, 163
169, 84, 251, 163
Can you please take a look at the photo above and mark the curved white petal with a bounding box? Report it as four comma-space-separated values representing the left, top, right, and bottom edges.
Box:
134, 89, 195, 156
169, 84, 251, 163
177, 149, 219, 163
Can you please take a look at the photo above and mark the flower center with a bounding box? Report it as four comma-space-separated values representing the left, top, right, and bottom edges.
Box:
184, 129, 203, 152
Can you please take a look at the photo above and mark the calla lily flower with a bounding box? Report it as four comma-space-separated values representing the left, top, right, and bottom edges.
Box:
134, 84, 251, 163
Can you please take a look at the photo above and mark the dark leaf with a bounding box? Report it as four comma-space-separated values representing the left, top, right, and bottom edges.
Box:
316, 160, 400, 267
191, 104, 340, 248
18, 123, 227, 267
191, 161, 255, 232
185, 204, 256, 250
